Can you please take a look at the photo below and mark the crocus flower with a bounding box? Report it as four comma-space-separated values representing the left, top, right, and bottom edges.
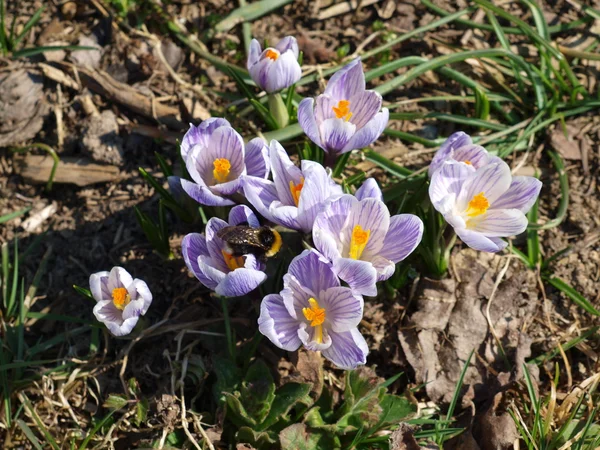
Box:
428, 131, 502, 177
247, 37, 302, 93
298, 58, 389, 158
90, 267, 152, 337
313, 194, 423, 296
182, 205, 268, 297
258, 249, 368, 370
243, 140, 343, 233
175, 119, 269, 207
429, 159, 542, 252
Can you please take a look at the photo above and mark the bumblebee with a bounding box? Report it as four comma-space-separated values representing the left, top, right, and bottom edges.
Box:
217, 225, 282, 262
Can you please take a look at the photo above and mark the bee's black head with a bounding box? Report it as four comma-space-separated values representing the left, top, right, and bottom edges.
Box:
258, 227, 275, 247
259, 227, 282, 257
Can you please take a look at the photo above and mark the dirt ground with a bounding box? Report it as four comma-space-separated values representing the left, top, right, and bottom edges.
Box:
1, 0, 600, 448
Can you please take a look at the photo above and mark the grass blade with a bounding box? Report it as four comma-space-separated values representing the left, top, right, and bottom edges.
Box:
546, 277, 600, 316
12, 5, 45, 48
215, 0, 293, 32
363, 150, 413, 178
0, 206, 31, 224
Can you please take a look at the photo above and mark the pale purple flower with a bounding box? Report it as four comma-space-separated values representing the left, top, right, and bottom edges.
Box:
258, 249, 368, 370
243, 140, 343, 233
298, 58, 389, 157
429, 159, 542, 252
247, 37, 301, 93
90, 267, 152, 337
181, 205, 268, 297
175, 119, 270, 207
428, 131, 502, 177
313, 194, 423, 296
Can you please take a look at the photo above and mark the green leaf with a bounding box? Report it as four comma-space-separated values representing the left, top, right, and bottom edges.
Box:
0, 206, 31, 224
135, 398, 149, 426
212, 354, 242, 404
279, 424, 323, 450
237, 426, 277, 449
103, 394, 128, 411
73, 285, 94, 301
257, 382, 312, 431
215, 0, 293, 32
12, 45, 97, 59
546, 277, 600, 316
239, 360, 276, 424
377, 394, 416, 426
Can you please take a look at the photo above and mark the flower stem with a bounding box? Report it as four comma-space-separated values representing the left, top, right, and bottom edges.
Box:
220, 296, 235, 361
268, 92, 290, 129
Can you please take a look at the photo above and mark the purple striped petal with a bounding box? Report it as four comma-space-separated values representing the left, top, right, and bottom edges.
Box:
275, 36, 299, 57
347, 197, 390, 259
429, 161, 473, 209
325, 58, 365, 101
468, 209, 528, 237
210, 178, 243, 196
108, 267, 133, 292
355, 178, 382, 201
287, 250, 339, 298
320, 118, 356, 154
314, 94, 337, 123
243, 177, 279, 223
180, 179, 235, 207
248, 39, 262, 69
94, 301, 139, 337
313, 194, 354, 261
180, 118, 231, 162
206, 126, 245, 181
349, 90, 383, 129
452, 144, 491, 168
258, 294, 302, 351
379, 214, 424, 263
205, 218, 229, 272
121, 296, 146, 321
428, 131, 473, 177
129, 279, 153, 315
269, 203, 300, 230
245, 137, 270, 179
196, 255, 227, 289
342, 108, 388, 153
270, 140, 303, 206
182, 233, 219, 290
322, 328, 368, 370
249, 57, 271, 91
298, 322, 332, 351
298, 98, 322, 147
320, 286, 363, 332
296, 161, 341, 233
455, 228, 507, 252
216, 266, 267, 297
228, 205, 260, 228
333, 257, 378, 297
457, 161, 512, 211
491, 176, 542, 213
264, 51, 302, 93
281, 273, 312, 320
372, 255, 396, 282
90, 271, 110, 302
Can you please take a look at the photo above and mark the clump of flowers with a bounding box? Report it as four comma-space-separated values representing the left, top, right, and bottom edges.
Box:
112, 35, 544, 374
90, 267, 152, 336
